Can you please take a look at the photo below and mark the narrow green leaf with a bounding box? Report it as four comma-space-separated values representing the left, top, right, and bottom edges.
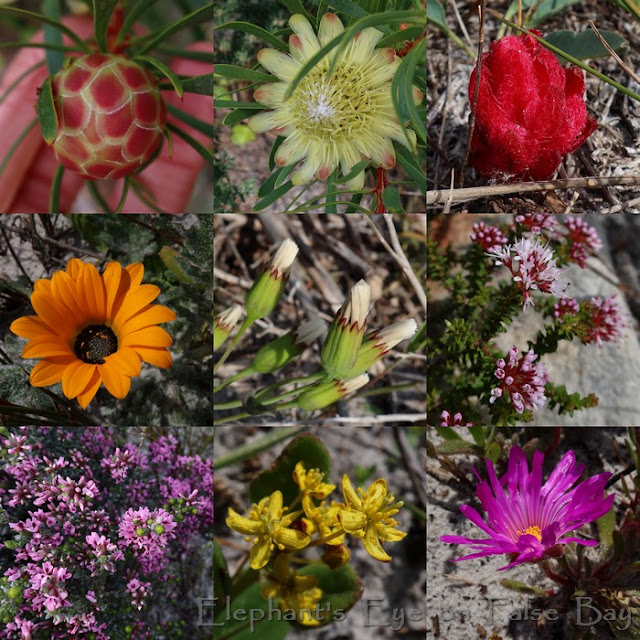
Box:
93, 0, 118, 53
334, 159, 369, 184
215, 64, 275, 83
0, 6, 92, 52
49, 164, 65, 213
87, 181, 115, 214
325, 172, 337, 213
214, 21, 288, 52
116, 0, 160, 48
222, 108, 256, 126
275, 163, 296, 188
529, 0, 582, 26
37, 76, 58, 145
253, 180, 295, 211
214, 100, 262, 109
172, 73, 213, 96
279, 0, 314, 22
326, 0, 369, 19
167, 103, 213, 137
132, 3, 214, 56
0, 117, 38, 180
268, 135, 285, 171
167, 122, 213, 163
136, 54, 184, 97
544, 29, 628, 61
426, 0, 446, 30
345, 191, 364, 213
396, 144, 426, 192
382, 186, 405, 213
258, 166, 285, 197
43, 0, 63, 74
377, 25, 425, 48
392, 37, 426, 145
114, 177, 130, 214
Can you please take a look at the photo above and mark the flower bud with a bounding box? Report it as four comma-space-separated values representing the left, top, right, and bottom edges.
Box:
251, 317, 326, 374
297, 374, 369, 411
346, 318, 418, 377
469, 31, 597, 181
245, 239, 299, 321
214, 305, 243, 351
321, 544, 351, 569
321, 280, 370, 379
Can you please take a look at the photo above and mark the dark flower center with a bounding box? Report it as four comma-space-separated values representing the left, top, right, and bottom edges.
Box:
74, 325, 118, 364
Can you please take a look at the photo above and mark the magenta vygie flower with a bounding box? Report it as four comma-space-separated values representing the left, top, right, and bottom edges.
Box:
490, 345, 548, 414
470, 222, 508, 252
440, 410, 473, 427
564, 216, 602, 268
488, 236, 568, 310
441, 446, 614, 570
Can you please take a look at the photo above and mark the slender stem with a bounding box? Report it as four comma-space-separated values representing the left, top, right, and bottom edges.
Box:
213, 399, 242, 411
213, 367, 253, 393
214, 412, 250, 425
255, 372, 326, 401
214, 317, 253, 374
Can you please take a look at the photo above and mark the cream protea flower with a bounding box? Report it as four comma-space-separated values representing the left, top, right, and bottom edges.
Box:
248, 13, 423, 189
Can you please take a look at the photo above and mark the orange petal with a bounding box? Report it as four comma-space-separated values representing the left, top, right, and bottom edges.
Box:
62, 360, 95, 399
103, 261, 123, 321
106, 347, 142, 377
117, 304, 176, 334
133, 346, 172, 369
22, 339, 74, 359
10, 315, 53, 340
113, 284, 161, 326
120, 325, 173, 349
29, 357, 76, 387
99, 360, 131, 398
31, 289, 75, 335
76, 368, 102, 408
125, 263, 144, 289
79, 262, 107, 319
66, 258, 85, 280
51, 270, 85, 319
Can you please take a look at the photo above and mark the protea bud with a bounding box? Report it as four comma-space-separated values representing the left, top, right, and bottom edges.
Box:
469, 31, 597, 182
49, 53, 167, 180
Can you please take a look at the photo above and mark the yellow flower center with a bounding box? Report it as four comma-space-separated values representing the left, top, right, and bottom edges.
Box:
518, 525, 542, 541
74, 324, 118, 364
289, 61, 383, 142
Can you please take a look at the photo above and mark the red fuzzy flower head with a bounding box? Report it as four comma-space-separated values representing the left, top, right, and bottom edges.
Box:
469, 32, 597, 182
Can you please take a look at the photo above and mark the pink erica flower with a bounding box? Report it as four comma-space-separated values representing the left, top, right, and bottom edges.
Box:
583, 295, 626, 347
564, 216, 602, 268
488, 237, 568, 310
554, 297, 579, 319
470, 222, 508, 252
441, 446, 614, 570
490, 345, 548, 414
440, 410, 473, 427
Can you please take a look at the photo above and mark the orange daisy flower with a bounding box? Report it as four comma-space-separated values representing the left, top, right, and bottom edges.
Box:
10, 258, 176, 409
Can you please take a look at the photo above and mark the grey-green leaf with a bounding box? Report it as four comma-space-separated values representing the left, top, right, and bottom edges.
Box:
93, 0, 119, 53
37, 76, 58, 145
544, 29, 628, 61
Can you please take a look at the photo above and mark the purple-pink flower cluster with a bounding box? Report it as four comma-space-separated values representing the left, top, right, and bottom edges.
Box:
440, 410, 473, 427
554, 297, 580, 319
118, 507, 177, 564
470, 222, 508, 252
490, 345, 548, 414
514, 213, 557, 236
564, 216, 602, 268
583, 295, 627, 347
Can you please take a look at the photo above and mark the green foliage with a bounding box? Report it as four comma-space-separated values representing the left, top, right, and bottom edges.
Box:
544, 29, 628, 61
544, 383, 598, 416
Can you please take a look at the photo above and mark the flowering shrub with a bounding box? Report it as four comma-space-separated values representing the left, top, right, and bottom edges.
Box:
427, 214, 627, 426
0, 427, 213, 639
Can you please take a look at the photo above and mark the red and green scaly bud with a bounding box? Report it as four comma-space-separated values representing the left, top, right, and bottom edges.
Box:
49, 53, 167, 180
297, 374, 370, 411
321, 280, 370, 380
214, 305, 244, 352
346, 318, 418, 377
245, 239, 299, 321
250, 317, 326, 374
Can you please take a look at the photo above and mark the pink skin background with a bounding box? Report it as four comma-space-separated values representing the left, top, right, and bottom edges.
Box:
0, 16, 212, 213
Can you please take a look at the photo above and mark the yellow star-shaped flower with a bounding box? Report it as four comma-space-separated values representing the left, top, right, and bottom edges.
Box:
337, 475, 407, 562
293, 461, 336, 499
226, 490, 310, 570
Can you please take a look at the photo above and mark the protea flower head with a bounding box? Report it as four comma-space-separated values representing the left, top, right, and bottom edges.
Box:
469, 31, 597, 182
248, 14, 423, 189
49, 53, 167, 180
441, 446, 614, 570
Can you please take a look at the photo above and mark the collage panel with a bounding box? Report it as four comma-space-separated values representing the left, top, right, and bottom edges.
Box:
213, 424, 427, 638
0, 214, 213, 427
213, 213, 426, 427
427, 213, 640, 427
0, 426, 214, 638
427, 426, 637, 639
214, 1, 426, 214
0, 0, 213, 215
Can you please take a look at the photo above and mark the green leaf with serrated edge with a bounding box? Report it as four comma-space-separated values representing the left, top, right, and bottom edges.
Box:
382, 186, 404, 213
426, 0, 446, 30
43, 0, 63, 74
223, 108, 256, 126
37, 76, 58, 145
528, 0, 582, 26
93, 0, 118, 53
254, 180, 295, 212
377, 25, 425, 48
215, 64, 276, 83
396, 144, 426, 192
136, 55, 183, 97
214, 21, 288, 52
133, 2, 214, 56
597, 504, 615, 554
288, 564, 363, 629
213, 538, 231, 603
249, 435, 331, 506
544, 29, 628, 61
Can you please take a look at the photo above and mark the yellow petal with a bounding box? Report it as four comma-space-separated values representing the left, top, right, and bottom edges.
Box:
79, 261, 107, 319
113, 284, 161, 326
10, 315, 53, 340
274, 528, 310, 551
363, 525, 391, 562
103, 261, 123, 321
253, 83, 287, 109
226, 508, 263, 535
268, 491, 283, 519
22, 339, 74, 359
289, 14, 319, 62
337, 508, 366, 533
120, 325, 173, 349
318, 13, 344, 48
377, 523, 407, 542
117, 304, 176, 334
257, 49, 300, 83
66, 258, 84, 280
125, 263, 145, 289
249, 537, 272, 570
364, 479, 388, 513
105, 347, 142, 378
341, 475, 362, 509
31, 289, 75, 335
50, 270, 84, 318
248, 111, 280, 134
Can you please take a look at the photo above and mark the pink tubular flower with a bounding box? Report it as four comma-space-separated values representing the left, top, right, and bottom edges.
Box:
470, 222, 508, 252
488, 236, 568, 310
126, 578, 152, 610
554, 297, 579, 319
514, 214, 557, 236
583, 295, 626, 347
490, 345, 548, 414
564, 217, 602, 268
441, 446, 614, 570
440, 410, 473, 427
26, 561, 72, 613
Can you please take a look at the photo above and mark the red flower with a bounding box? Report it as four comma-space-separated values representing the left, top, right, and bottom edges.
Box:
469, 32, 597, 182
